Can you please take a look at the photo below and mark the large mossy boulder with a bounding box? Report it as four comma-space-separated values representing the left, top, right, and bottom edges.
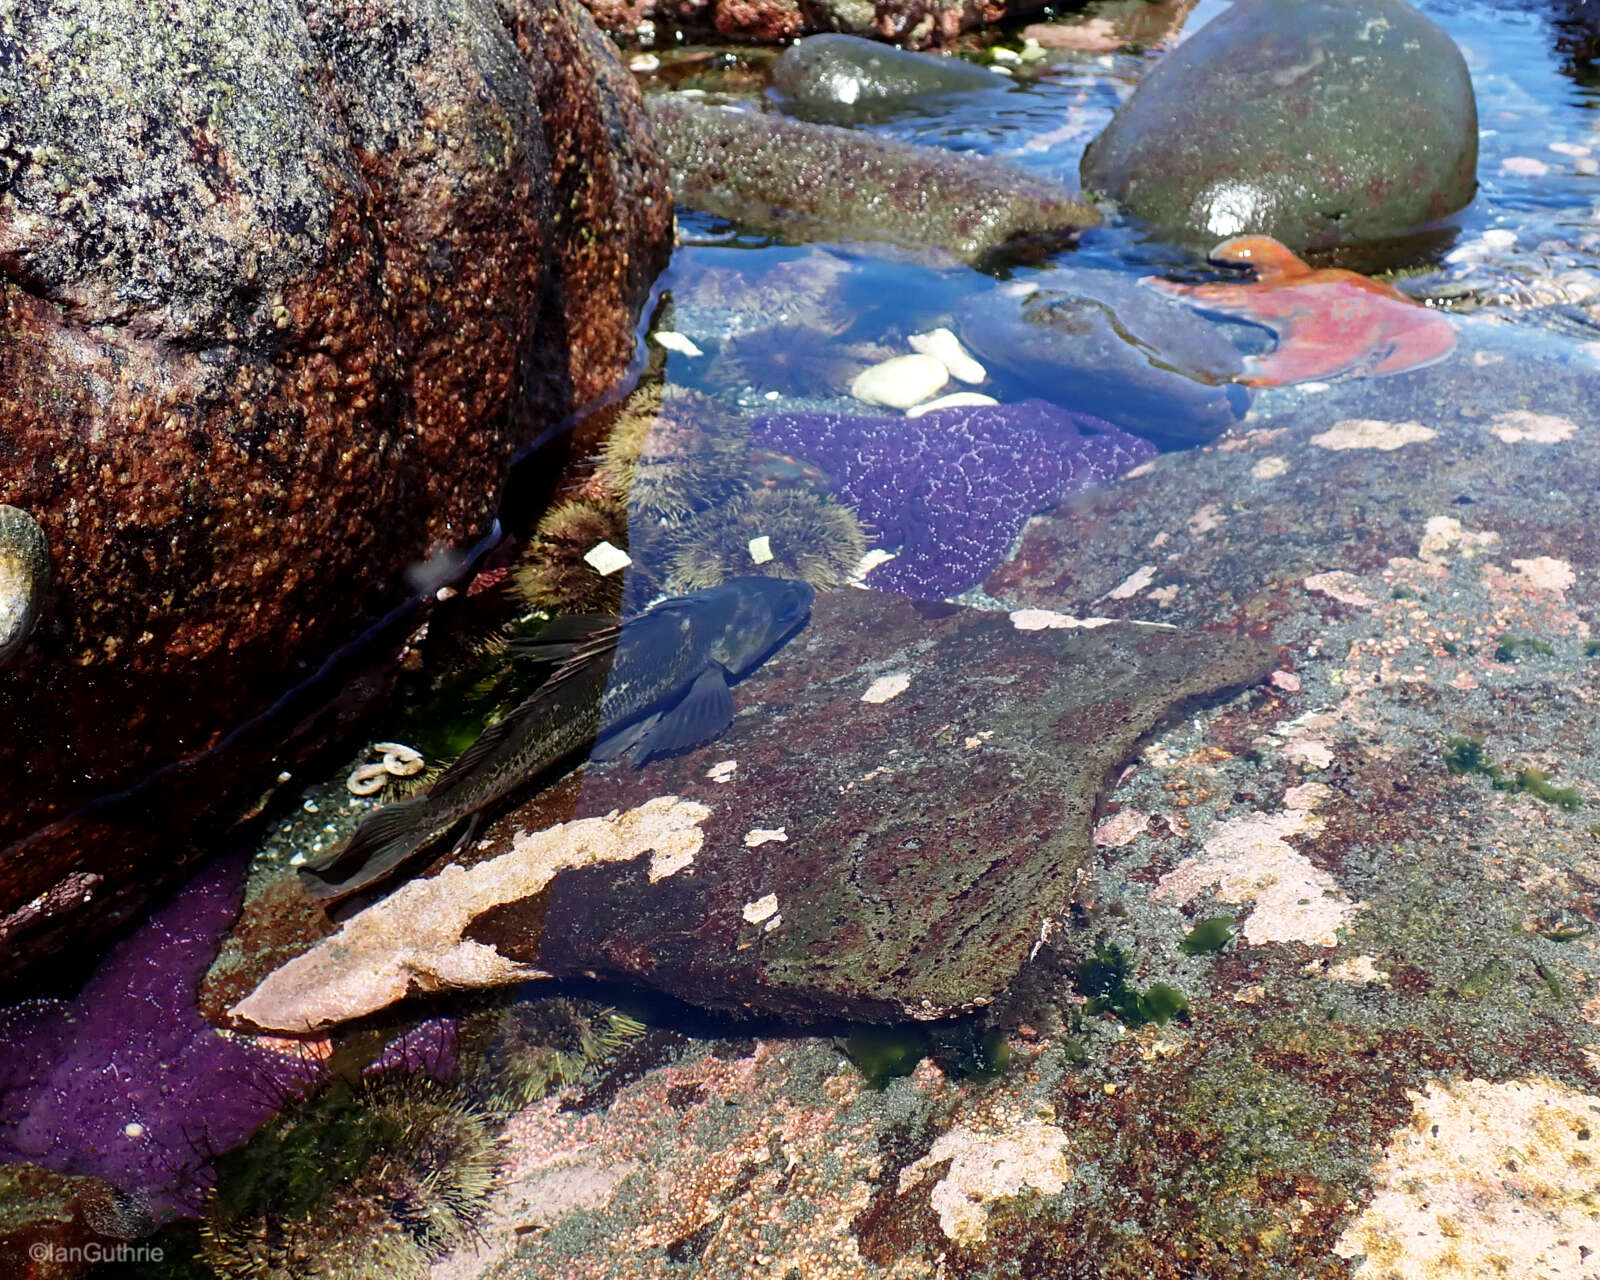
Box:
1080, 0, 1477, 250
0, 0, 671, 986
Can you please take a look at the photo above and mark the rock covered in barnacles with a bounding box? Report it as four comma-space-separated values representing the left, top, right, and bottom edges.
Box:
228, 590, 1272, 1029
648, 96, 1098, 265
0, 506, 48, 666
0, 0, 671, 985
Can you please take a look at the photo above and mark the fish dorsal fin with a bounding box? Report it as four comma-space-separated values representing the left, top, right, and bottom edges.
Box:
297, 795, 441, 900
505, 613, 621, 665
428, 629, 620, 803
631, 664, 735, 766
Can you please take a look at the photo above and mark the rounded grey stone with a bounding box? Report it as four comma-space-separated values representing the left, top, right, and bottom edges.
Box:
771, 33, 1001, 123
1080, 0, 1478, 250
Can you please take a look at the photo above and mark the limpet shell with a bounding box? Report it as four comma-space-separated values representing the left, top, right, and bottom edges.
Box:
0, 505, 49, 665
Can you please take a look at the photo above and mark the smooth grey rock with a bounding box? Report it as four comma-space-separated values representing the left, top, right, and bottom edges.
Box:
771, 33, 1002, 123
1080, 0, 1478, 250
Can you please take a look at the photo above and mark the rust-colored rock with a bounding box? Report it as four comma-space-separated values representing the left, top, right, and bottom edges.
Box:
0, 0, 671, 986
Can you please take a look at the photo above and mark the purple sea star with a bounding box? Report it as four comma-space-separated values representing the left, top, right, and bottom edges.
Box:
750, 399, 1156, 598
0, 854, 321, 1219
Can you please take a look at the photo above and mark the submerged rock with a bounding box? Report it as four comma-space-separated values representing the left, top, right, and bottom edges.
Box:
1080, 0, 1477, 250
230, 589, 1273, 1030
648, 97, 1099, 263
770, 34, 1002, 123
0, 0, 671, 985
955, 271, 1247, 447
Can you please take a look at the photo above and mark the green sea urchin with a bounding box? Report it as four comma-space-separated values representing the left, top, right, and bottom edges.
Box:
598, 388, 748, 521
667, 490, 867, 592
510, 497, 630, 616
0, 504, 49, 665
707, 322, 864, 398
462, 997, 646, 1115
199, 1076, 499, 1280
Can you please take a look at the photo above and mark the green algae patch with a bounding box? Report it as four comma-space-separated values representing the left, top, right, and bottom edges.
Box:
1443, 737, 1584, 811
1074, 943, 1189, 1027
1180, 915, 1236, 956
842, 1021, 1012, 1088
1493, 633, 1556, 662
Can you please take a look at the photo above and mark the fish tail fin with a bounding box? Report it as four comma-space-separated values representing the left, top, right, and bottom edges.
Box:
297, 795, 444, 902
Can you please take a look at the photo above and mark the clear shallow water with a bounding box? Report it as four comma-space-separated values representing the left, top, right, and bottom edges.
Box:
8, 3, 1600, 1276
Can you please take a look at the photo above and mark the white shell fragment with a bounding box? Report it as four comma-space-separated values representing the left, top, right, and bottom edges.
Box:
850, 354, 949, 409
651, 330, 704, 357
747, 535, 774, 565
0, 505, 49, 666
905, 392, 999, 420
861, 673, 911, 703
908, 328, 987, 384
583, 541, 632, 575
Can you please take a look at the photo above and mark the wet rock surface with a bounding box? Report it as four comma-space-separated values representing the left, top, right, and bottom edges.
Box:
225, 588, 1272, 1030
647, 97, 1099, 263
0, 0, 671, 984
955, 270, 1248, 447
404, 327, 1600, 1279
1080, 0, 1478, 250
583, 0, 1048, 49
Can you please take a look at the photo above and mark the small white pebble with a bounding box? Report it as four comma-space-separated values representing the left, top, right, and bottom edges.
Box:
706, 760, 738, 783
302, 799, 319, 813
747, 535, 774, 565
991, 46, 1021, 63
276, 771, 293, 784
743, 828, 788, 848
583, 540, 631, 575
652, 330, 703, 357
1549, 141, 1588, 157
1481, 227, 1518, 248
123, 1123, 145, 1139
629, 53, 660, 72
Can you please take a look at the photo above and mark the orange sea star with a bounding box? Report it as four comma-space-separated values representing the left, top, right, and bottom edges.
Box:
1146, 235, 1458, 387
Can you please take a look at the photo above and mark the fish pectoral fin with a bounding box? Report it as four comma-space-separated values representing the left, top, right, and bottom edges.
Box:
630, 665, 736, 767
592, 714, 659, 763
297, 795, 443, 901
